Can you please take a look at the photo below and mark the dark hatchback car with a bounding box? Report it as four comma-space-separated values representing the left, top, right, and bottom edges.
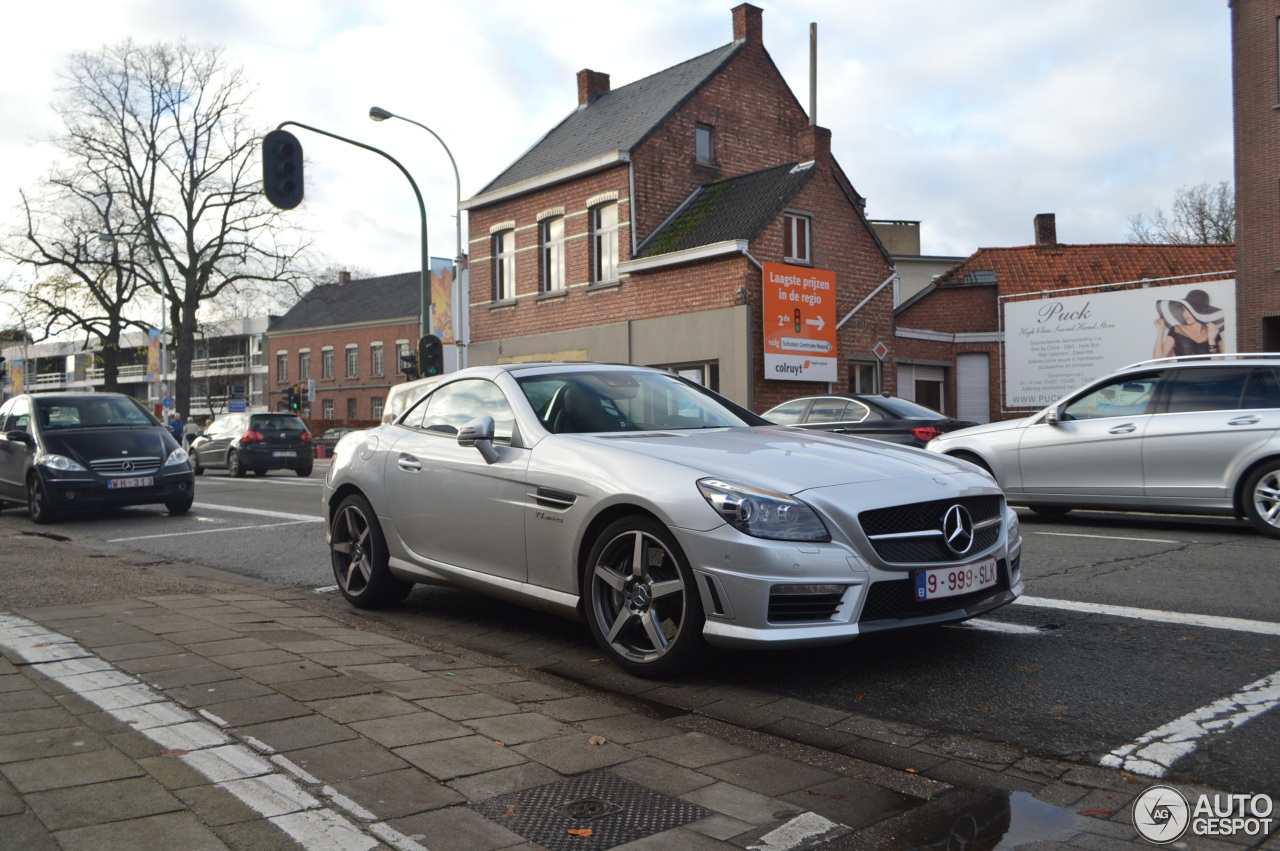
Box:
0, 392, 195, 524
191, 412, 314, 477
762, 393, 978, 447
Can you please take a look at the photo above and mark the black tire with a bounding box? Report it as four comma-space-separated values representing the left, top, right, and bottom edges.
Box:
1029, 505, 1073, 517
253, 469, 267, 477
329, 494, 413, 607
27, 476, 58, 525
192, 458, 204, 476
1242, 460, 1280, 539
295, 466, 313, 478
584, 515, 712, 678
167, 496, 194, 515
228, 451, 246, 478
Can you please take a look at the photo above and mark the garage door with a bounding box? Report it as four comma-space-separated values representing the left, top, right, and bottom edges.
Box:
956, 353, 990, 423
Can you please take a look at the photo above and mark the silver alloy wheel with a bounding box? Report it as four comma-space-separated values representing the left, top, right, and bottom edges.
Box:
589, 529, 688, 664
1250, 467, 1280, 532
331, 502, 375, 596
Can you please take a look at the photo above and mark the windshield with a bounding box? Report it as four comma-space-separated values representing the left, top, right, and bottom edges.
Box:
518, 370, 766, 434
35, 396, 157, 430
870, 396, 948, 419
250, 415, 308, 432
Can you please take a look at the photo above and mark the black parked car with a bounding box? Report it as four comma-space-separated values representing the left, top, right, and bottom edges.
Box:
762, 393, 978, 447
0, 392, 195, 524
191, 412, 314, 477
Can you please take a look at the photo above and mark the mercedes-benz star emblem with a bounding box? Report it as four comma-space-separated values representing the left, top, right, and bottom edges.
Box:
942, 504, 975, 555
120, 460, 135, 472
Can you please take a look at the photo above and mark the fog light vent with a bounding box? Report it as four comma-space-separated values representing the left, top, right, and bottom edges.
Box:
768, 584, 845, 622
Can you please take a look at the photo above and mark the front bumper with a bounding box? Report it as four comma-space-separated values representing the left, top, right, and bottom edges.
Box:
37, 467, 195, 510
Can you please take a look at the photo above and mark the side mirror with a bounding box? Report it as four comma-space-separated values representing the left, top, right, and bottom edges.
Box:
1043, 407, 1061, 426
5, 430, 35, 447
458, 416, 499, 464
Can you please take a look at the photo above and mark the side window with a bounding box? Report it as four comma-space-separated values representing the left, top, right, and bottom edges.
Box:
845, 401, 873, 423
1164, 368, 1250, 414
1241, 368, 1280, 409
411, 380, 515, 441
9, 399, 32, 433
0, 399, 13, 430
806, 399, 850, 423
1062, 374, 1161, 421
764, 399, 808, 425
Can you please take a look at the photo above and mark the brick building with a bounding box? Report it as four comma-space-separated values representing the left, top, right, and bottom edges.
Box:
894, 213, 1235, 424
265, 272, 418, 426
1232, 0, 1280, 351
459, 4, 896, 412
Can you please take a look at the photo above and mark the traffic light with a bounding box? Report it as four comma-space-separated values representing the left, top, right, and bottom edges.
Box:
400, 353, 419, 380
419, 334, 443, 377
262, 129, 304, 210
288, 384, 301, 411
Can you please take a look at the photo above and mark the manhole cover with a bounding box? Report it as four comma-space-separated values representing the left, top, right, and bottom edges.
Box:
471, 770, 710, 850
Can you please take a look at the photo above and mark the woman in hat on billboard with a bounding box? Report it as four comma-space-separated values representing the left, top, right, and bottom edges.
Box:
1152, 289, 1225, 359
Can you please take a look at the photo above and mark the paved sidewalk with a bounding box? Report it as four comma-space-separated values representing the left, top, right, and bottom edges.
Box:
0, 545, 1272, 849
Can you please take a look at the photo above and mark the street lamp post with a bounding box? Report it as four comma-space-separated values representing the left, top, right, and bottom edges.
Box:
368, 106, 464, 365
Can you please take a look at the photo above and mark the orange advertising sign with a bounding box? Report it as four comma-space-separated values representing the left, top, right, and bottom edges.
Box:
762, 262, 837, 382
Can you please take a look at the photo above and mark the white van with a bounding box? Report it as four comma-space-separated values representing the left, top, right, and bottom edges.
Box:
381, 375, 445, 424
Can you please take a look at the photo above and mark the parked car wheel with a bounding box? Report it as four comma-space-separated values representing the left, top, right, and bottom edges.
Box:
330, 494, 413, 607
1243, 460, 1280, 540
167, 496, 194, 515
228, 451, 245, 478
584, 515, 712, 678
192, 458, 204, 476
27, 476, 58, 525
295, 465, 313, 478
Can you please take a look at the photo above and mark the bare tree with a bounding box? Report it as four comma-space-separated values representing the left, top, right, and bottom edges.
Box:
39, 39, 311, 415
1128, 181, 1235, 244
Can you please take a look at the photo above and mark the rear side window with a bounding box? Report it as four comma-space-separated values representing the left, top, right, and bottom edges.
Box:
806, 399, 851, 423
1241, 368, 1280, 409
1164, 368, 1252, 414
251, 415, 307, 432
763, 399, 808, 425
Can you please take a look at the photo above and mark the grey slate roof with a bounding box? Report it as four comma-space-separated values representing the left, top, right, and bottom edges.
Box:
269, 272, 418, 332
477, 42, 743, 196
635, 161, 815, 258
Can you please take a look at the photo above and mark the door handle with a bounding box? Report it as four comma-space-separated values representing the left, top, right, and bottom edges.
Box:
1228, 416, 1261, 426
397, 455, 422, 472
1108, 424, 1137, 434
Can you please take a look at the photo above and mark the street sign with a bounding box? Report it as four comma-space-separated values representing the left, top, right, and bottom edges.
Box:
307, 379, 316, 402
162, 396, 173, 408
762, 261, 838, 382
228, 399, 246, 412
873, 341, 889, 361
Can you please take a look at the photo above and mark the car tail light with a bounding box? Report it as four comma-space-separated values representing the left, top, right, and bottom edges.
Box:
242, 430, 265, 443
301, 431, 312, 442
911, 426, 943, 443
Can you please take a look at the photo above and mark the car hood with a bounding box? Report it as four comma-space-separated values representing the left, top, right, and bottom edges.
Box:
930, 416, 1030, 445
573, 426, 978, 494
40, 427, 173, 464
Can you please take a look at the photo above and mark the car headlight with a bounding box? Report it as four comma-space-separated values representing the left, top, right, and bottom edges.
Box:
164, 446, 190, 467
697, 478, 830, 542
1006, 507, 1021, 545
37, 454, 87, 472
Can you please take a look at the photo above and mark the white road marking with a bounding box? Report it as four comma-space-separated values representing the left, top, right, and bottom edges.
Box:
950, 618, 1048, 635
0, 613, 425, 851
192, 503, 322, 522
1014, 596, 1280, 636
1031, 531, 1186, 544
1101, 669, 1280, 777
313, 585, 340, 595
747, 812, 850, 850
198, 476, 322, 488
108, 519, 318, 542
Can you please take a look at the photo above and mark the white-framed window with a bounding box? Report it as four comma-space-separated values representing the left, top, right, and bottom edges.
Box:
372, 397, 384, 420
345, 345, 358, 378
493, 230, 516, 300
322, 398, 334, 419
276, 352, 288, 383
541, 216, 566, 292
396, 341, 411, 375
696, 124, 716, 165
298, 350, 311, 381
370, 343, 384, 376
592, 203, 619, 283
322, 347, 334, 379
784, 212, 811, 264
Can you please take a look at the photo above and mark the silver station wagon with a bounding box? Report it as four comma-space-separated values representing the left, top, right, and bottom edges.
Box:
929, 354, 1280, 538
324, 363, 1024, 676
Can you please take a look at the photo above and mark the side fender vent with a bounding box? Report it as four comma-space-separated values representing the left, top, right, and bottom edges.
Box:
535, 487, 577, 510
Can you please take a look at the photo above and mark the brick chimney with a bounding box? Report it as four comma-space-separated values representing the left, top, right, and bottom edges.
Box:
577, 69, 610, 106
733, 3, 763, 43
1034, 213, 1057, 248
338, 270, 351, 284
798, 125, 831, 162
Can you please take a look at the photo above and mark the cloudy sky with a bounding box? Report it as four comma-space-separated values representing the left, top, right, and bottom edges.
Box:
0, 0, 1233, 283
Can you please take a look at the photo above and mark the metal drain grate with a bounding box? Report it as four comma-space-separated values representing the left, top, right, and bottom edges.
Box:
470, 770, 711, 850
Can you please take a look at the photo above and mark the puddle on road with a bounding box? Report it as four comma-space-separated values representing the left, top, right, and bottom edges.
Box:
891, 789, 1095, 849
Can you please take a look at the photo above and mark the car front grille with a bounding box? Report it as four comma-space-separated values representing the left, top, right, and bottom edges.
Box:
768, 589, 845, 623
858, 559, 1010, 623
859, 495, 1003, 564
89, 457, 163, 476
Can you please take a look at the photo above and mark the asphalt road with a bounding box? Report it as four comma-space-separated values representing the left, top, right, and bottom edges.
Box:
5, 464, 1278, 798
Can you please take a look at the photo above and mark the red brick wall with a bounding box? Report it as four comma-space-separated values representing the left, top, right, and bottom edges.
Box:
1233, 1, 1280, 351
266, 320, 418, 423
